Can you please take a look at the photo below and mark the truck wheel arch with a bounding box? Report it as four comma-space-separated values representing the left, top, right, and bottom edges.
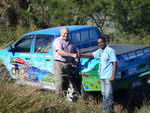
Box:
0, 64, 10, 79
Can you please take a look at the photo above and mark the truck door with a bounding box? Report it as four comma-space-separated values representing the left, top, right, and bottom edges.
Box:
31, 34, 54, 71
30, 34, 54, 83
8, 35, 34, 79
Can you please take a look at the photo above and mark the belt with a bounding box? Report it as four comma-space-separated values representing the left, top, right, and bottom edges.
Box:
54, 60, 70, 63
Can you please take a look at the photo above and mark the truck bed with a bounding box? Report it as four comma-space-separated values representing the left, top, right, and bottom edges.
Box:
79, 44, 149, 55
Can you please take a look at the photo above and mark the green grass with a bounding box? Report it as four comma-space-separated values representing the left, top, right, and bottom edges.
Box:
109, 33, 150, 45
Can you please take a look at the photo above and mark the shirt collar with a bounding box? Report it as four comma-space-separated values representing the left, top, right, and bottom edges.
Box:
100, 45, 108, 51
60, 36, 70, 43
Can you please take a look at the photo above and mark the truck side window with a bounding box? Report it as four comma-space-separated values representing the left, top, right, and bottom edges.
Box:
89, 29, 99, 40
71, 31, 81, 43
80, 30, 90, 48
71, 31, 81, 49
80, 30, 89, 42
89, 29, 99, 46
34, 34, 53, 53
14, 35, 33, 53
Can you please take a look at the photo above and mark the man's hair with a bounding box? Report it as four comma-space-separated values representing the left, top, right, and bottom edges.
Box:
60, 27, 69, 33
98, 35, 106, 42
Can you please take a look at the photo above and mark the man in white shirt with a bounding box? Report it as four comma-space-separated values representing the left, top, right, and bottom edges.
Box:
53, 28, 79, 101
79, 36, 117, 113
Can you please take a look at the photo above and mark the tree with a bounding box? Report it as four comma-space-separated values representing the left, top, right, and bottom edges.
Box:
111, 0, 150, 34
0, 0, 149, 34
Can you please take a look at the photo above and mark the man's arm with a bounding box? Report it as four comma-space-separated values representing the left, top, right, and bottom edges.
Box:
79, 52, 93, 57
109, 61, 117, 82
56, 49, 77, 58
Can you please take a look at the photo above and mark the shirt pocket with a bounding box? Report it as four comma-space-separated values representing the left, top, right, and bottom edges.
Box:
101, 53, 109, 62
68, 45, 75, 53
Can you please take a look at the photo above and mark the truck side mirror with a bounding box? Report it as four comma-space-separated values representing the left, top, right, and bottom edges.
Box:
9, 46, 15, 56
8, 46, 15, 52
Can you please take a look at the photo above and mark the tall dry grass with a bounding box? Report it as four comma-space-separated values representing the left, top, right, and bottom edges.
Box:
0, 78, 102, 113
137, 104, 150, 113
1, 78, 150, 113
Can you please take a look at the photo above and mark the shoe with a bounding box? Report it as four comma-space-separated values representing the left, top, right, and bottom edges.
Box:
102, 109, 107, 113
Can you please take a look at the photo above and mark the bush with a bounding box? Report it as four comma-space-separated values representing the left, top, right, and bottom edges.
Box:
0, 24, 38, 47
109, 32, 150, 45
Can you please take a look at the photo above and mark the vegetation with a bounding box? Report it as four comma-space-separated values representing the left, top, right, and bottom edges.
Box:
0, 0, 150, 47
0, 79, 102, 113
0, 78, 150, 113
0, 0, 150, 113
109, 33, 150, 45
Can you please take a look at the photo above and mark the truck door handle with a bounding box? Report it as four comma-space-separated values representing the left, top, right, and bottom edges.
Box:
45, 59, 50, 61
25, 58, 30, 60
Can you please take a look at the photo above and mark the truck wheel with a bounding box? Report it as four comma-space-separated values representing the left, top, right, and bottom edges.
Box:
66, 82, 79, 102
80, 85, 90, 103
0, 65, 10, 80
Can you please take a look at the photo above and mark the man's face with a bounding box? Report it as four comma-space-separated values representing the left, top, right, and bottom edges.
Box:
61, 28, 69, 41
97, 38, 106, 49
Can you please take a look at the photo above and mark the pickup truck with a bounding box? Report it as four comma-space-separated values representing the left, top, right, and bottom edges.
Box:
0, 25, 150, 99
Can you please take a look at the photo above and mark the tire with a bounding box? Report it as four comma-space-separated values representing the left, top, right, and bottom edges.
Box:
66, 82, 79, 102
81, 85, 101, 104
80, 85, 91, 103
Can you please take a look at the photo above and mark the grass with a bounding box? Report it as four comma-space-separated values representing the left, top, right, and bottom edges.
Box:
0, 77, 150, 113
0, 78, 102, 113
137, 104, 150, 113
109, 33, 150, 45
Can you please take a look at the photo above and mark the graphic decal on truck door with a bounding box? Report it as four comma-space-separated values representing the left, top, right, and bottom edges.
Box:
10, 57, 55, 84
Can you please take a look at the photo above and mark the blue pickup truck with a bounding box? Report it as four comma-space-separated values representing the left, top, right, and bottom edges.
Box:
0, 25, 150, 96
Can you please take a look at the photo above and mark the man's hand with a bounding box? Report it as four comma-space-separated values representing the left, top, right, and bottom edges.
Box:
109, 62, 117, 82
71, 53, 78, 58
109, 76, 115, 82
57, 49, 78, 58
